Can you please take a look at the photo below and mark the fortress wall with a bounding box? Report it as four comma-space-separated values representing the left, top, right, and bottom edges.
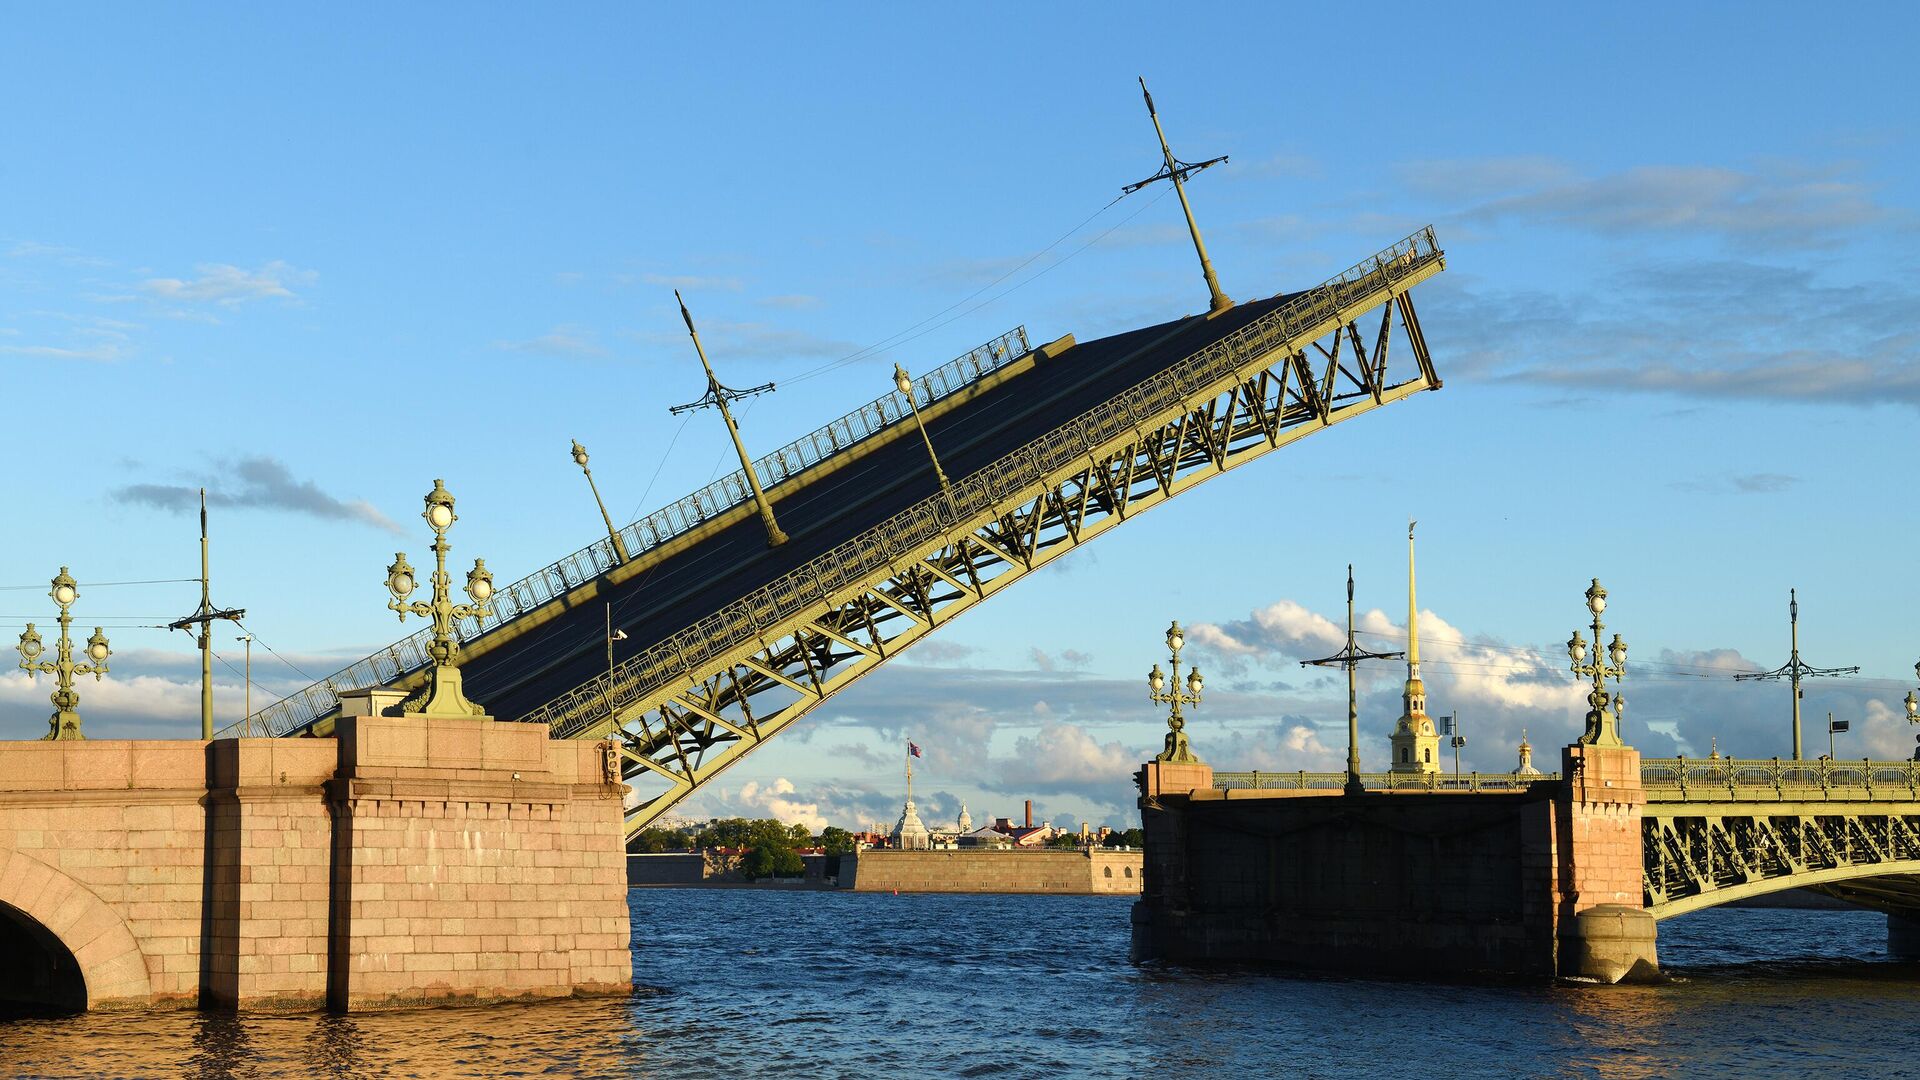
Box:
842, 849, 1141, 895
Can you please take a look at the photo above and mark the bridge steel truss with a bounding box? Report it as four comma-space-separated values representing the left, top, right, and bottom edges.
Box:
1642, 758, 1920, 918
520, 229, 1448, 839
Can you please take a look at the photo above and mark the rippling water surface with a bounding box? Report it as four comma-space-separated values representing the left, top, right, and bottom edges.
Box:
4, 890, 1920, 1078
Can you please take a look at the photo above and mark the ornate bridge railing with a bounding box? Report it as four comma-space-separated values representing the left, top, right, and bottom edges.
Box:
1213, 770, 1554, 792
220, 325, 1029, 739
1640, 757, 1920, 804
524, 228, 1448, 836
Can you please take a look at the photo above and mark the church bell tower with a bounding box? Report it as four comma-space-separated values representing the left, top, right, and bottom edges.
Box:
1390, 521, 1440, 775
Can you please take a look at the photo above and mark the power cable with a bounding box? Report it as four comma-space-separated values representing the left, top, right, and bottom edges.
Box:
0, 578, 199, 591
781, 190, 1134, 388
624, 412, 693, 524
784, 187, 1169, 388
233, 621, 318, 682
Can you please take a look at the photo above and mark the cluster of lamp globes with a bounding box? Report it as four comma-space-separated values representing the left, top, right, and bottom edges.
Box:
1566, 579, 1629, 673
382, 481, 494, 656
14, 569, 113, 676
1147, 620, 1204, 704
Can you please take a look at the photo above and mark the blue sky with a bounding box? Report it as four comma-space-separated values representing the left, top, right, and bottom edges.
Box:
4, 5, 1918, 829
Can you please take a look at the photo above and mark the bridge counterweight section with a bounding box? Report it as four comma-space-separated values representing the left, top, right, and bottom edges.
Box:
521, 229, 1450, 839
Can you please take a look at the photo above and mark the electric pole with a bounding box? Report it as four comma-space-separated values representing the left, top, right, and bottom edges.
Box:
1302, 565, 1404, 795
168, 490, 244, 739
1734, 589, 1858, 760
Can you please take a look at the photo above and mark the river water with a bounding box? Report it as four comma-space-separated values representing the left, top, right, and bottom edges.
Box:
3, 891, 1918, 1078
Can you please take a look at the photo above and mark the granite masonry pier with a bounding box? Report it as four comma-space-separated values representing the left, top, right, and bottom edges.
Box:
0, 710, 632, 1012
841, 849, 1143, 894
1132, 746, 1656, 983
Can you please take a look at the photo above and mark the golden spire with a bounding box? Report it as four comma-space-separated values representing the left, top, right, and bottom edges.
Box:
1407, 519, 1420, 676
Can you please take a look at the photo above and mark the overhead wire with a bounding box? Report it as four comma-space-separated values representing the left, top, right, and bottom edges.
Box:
0, 578, 198, 591
233, 621, 318, 683
784, 187, 1170, 388
781, 189, 1135, 388
624, 413, 693, 524
1349, 628, 1918, 689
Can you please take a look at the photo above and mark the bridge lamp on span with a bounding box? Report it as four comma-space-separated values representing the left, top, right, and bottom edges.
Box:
570, 440, 631, 564
1149, 620, 1204, 765
1567, 578, 1629, 748
14, 566, 111, 741
385, 479, 496, 718
893, 363, 952, 497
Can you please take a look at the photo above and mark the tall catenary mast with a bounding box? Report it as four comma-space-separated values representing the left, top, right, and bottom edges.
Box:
168, 490, 244, 739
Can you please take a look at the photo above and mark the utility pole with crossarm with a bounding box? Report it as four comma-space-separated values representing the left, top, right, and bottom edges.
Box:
1734, 589, 1858, 760
1303, 566, 1404, 795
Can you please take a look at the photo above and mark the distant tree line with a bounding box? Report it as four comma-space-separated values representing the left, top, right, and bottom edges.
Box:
631, 818, 1144, 878
629, 818, 860, 881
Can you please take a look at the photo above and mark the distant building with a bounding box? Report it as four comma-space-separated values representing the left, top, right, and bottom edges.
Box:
1513, 729, 1542, 777
891, 797, 931, 850
1389, 523, 1441, 775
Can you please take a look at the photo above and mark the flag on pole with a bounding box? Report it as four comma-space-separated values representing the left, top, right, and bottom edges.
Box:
908, 741, 922, 758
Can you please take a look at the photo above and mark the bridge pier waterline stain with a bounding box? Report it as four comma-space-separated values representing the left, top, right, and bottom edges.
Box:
0, 717, 632, 1013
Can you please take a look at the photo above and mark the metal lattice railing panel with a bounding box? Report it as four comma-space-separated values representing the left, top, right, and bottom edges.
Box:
221, 325, 1030, 739
1640, 757, 1920, 803
1212, 770, 1555, 792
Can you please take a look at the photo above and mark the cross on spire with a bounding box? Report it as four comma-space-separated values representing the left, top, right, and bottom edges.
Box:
1125, 77, 1233, 314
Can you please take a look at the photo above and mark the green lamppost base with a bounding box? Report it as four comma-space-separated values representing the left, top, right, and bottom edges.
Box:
45, 709, 84, 741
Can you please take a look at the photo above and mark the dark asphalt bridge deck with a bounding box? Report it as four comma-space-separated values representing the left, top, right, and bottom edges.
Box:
456, 293, 1303, 723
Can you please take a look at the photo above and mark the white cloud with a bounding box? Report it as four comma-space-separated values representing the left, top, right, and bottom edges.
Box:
1405, 157, 1891, 245
140, 260, 314, 305
758, 294, 820, 310
735, 777, 830, 833
637, 273, 743, 292
0, 341, 123, 362
492, 325, 607, 358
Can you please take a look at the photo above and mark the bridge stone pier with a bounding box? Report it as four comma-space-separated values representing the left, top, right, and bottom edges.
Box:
0, 710, 632, 1012
1133, 742, 1660, 983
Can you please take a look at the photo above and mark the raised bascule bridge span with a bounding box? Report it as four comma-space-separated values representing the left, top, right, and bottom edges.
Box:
226, 228, 1449, 842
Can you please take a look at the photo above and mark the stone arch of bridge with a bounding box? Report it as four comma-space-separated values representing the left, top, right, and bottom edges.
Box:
0, 848, 152, 1011
1650, 858, 1920, 921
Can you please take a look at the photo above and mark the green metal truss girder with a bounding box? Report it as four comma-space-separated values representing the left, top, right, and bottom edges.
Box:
524, 235, 1448, 841
1643, 806, 1920, 919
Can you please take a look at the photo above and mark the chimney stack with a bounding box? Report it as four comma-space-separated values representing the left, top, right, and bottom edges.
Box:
1024, 800, 1033, 828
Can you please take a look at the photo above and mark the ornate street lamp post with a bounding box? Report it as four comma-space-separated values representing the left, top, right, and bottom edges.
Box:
1149, 619, 1204, 764
16, 567, 111, 741
570, 440, 631, 564
385, 479, 495, 717
1566, 578, 1629, 747
893, 363, 951, 496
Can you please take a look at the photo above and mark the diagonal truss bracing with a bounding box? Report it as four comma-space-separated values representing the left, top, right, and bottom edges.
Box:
1644, 805, 1920, 918
519, 228, 1449, 839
